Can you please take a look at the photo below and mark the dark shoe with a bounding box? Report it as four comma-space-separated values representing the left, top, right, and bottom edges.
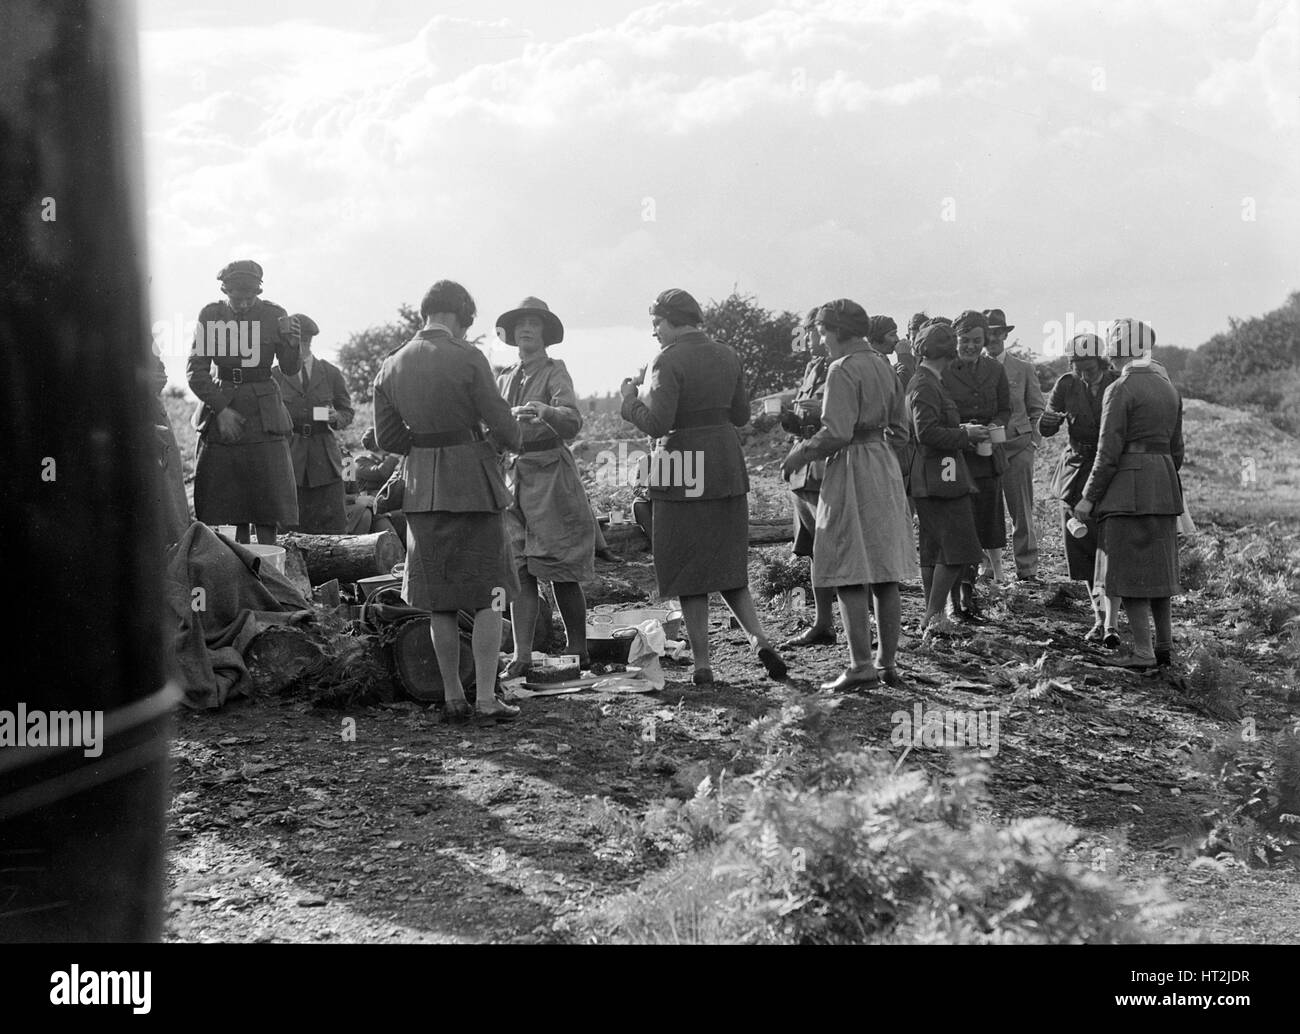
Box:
595, 548, 620, 563
954, 606, 986, 624
693, 668, 714, 686
757, 646, 788, 681
501, 658, 531, 679
1102, 630, 1121, 650
443, 699, 472, 724
779, 626, 836, 649
1107, 651, 1158, 671
1017, 573, 1040, 584
821, 667, 881, 692
881, 667, 910, 689
1155, 649, 1172, 667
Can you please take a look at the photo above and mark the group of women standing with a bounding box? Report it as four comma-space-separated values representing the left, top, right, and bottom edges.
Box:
778, 306, 1185, 682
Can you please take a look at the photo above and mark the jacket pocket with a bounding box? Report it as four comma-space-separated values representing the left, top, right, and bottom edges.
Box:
255, 384, 293, 436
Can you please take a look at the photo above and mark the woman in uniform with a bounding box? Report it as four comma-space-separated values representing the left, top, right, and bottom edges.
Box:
620, 289, 787, 686
781, 300, 917, 690
779, 307, 838, 649
493, 297, 598, 675
187, 259, 301, 545
941, 309, 1011, 617
373, 280, 524, 721
1039, 334, 1121, 645
1075, 320, 1184, 669
272, 314, 355, 533
906, 322, 990, 637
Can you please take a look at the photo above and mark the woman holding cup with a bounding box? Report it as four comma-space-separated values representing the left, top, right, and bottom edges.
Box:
905, 322, 989, 637
187, 259, 302, 546
1039, 334, 1121, 645
940, 310, 1012, 617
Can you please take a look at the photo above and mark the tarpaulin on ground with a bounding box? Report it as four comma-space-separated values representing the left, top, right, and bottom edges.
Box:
163, 522, 314, 709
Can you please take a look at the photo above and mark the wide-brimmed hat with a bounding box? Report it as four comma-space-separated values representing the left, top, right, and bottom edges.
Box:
496, 297, 564, 346
983, 308, 1015, 333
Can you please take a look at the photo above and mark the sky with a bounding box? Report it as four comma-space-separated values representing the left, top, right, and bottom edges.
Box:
138, 0, 1300, 395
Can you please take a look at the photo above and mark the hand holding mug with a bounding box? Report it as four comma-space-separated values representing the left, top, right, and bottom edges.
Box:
963, 422, 991, 443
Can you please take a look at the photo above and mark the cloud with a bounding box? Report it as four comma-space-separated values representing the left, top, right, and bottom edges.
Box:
140, 0, 1300, 393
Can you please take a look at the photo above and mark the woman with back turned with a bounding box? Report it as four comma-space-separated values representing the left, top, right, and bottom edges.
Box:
620, 289, 787, 687
373, 280, 524, 722
1074, 319, 1184, 670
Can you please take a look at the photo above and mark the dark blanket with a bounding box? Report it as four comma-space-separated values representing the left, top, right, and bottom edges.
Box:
164, 522, 314, 708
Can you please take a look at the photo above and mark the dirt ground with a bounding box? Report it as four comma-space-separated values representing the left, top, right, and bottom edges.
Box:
162, 401, 1300, 944
163, 549, 1300, 944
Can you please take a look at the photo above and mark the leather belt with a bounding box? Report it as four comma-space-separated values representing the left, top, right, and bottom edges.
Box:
410, 428, 485, 448
214, 367, 272, 384
1123, 441, 1171, 455
295, 420, 332, 437
518, 435, 561, 453
850, 426, 886, 443
674, 408, 730, 429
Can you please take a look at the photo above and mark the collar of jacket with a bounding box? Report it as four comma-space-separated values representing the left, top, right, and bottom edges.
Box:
415, 326, 471, 349
950, 355, 991, 377
835, 338, 875, 360
664, 329, 709, 351
986, 348, 1009, 364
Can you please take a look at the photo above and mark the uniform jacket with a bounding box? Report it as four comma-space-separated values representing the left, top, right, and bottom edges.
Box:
272, 356, 355, 488
355, 450, 399, 492
991, 350, 1045, 456
906, 366, 976, 499
1041, 368, 1119, 506
493, 355, 597, 574
801, 344, 908, 463
373, 328, 521, 513
787, 355, 829, 492
942, 354, 1011, 478
621, 330, 750, 501
1080, 362, 1185, 516
186, 298, 299, 442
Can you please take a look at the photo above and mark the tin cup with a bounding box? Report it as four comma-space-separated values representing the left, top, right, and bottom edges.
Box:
988, 425, 1007, 444
763, 397, 783, 416
276, 315, 294, 336
976, 441, 993, 457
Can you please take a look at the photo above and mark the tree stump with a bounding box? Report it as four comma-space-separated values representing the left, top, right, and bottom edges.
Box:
279, 530, 404, 586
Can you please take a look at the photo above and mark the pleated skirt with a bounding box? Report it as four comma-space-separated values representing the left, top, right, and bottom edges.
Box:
193, 438, 298, 526
404, 511, 520, 612
915, 496, 984, 568
1096, 514, 1181, 597
652, 495, 749, 598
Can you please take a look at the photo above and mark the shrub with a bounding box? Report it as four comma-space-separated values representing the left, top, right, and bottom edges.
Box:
579, 692, 1174, 943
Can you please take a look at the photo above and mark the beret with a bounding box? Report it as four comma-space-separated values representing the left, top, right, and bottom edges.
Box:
650, 288, 703, 325
1067, 334, 1106, 360
953, 309, 989, 334
925, 315, 952, 326
1108, 318, 1156, 358
816, 299, 872, 338
908, 312, 930, 337
217, 259, 264, 284
868, 314, 898, 343
292, 313, 320, 337
915, 322, 957, 359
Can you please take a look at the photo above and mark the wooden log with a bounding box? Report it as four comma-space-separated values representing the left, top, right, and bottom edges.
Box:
747, 518, 793, 544
280, 530, 404, 585
245, 626, 326, 695
601, 516, 792, 552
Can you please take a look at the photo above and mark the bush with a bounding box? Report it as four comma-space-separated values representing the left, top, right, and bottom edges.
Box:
579, 692, 1173, 943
